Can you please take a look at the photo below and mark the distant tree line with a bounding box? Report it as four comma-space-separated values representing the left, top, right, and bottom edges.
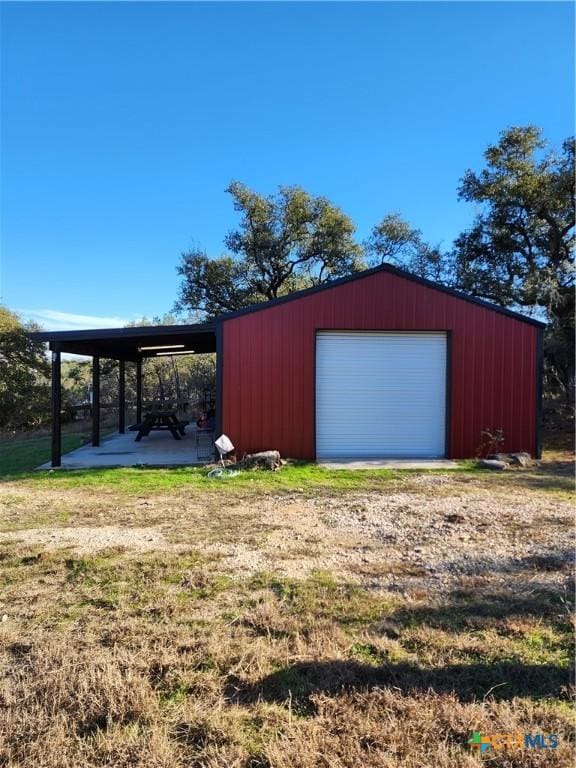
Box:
61, 342, 216, 418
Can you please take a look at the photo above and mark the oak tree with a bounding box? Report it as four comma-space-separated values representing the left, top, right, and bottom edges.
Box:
176, 182, 364, 317
453, 127, 575, 402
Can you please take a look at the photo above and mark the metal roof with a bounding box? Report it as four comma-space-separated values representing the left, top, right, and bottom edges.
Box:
31, 322, 216, 361
214, 263, 547, 328
30, 264, 545, 359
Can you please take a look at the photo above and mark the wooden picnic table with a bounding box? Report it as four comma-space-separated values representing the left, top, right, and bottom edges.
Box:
132, 410, 188, 441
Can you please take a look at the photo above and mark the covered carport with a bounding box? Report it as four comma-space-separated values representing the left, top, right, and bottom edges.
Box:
32, 323, 219, 467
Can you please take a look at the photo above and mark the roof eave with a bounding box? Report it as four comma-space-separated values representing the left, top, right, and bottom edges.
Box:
30, 321, 216, 343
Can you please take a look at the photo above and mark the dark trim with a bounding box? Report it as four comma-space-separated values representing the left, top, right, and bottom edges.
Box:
216, 263, 546, 329
444, 331, 452, 458
535, 327, 544, 459
135, 360, 143, 424
92, 356, 100, 447
312, 330, 317, 461
46, 340, 139, 362
314, 327, 451, 333
215, 321, 223, 438
51, 348, 62, 467
118, 360, 126, 434
32, 322, 215, 343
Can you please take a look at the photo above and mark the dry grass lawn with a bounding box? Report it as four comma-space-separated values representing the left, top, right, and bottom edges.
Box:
0, 451, 573, 767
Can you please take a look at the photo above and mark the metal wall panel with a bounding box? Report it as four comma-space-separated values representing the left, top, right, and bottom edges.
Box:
315, 332, 447, 458
222, 270, 539, 459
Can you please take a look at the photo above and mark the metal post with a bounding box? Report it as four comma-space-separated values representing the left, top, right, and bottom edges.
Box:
136, 359, 142, 423
51, 347, 62, 467
118, 359, 125, 434
215, 323, 223, 438
535, 327, 544, 459
92, 355, 100, 447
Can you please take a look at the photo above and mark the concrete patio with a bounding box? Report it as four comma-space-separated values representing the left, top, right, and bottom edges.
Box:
38, 427, 213, 469
318, 458, 459, 470
37, 432, 462, 470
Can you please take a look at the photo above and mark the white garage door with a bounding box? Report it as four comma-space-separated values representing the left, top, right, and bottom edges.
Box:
316, 332, 447, 459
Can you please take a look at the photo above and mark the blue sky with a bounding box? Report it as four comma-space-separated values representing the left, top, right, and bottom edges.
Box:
1, 1, 573, 330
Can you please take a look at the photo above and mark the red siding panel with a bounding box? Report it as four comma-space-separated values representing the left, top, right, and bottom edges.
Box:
222, 271, 539, 459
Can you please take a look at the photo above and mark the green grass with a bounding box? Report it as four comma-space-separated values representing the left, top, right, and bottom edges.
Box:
1, 445, 476, 493
18, 462, 401, 492
6, 458, 573, 501
3, 427, 572, 498
0, 433, 88, 476
0, 423, 120, 479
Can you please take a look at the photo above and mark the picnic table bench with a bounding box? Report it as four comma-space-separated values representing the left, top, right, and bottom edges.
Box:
130, 410, 189, 441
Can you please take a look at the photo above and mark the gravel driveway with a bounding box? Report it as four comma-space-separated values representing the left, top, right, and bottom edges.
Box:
0, 467, 572, 597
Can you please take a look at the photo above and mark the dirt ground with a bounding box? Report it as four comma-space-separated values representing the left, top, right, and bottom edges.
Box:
1, 464, 572, 596
0, 456, 573, 767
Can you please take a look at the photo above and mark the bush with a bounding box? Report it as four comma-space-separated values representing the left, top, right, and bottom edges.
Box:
0, 306, 51, 430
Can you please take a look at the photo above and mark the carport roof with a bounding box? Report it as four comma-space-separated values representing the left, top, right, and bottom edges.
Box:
31, 321, 216, 361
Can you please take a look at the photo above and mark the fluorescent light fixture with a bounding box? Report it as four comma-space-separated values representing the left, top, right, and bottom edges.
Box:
139, 344, 186, 351
154, 350, 194, 356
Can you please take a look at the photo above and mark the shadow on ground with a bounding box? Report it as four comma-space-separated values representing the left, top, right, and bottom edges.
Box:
227, 582, 574, 713
226, 659, 572, 714
387, 590, 571, 632
474, 458, 574, 494
422, 547, 575, 588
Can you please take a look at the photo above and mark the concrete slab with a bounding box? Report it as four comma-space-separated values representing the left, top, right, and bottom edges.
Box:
318, 458, 459, 470
38, 427, 212, 469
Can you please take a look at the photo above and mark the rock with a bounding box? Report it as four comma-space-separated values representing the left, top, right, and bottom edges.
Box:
485, 451, 532, 468
486, 453, 511, 463
509, 452, 532, 467
445, 513, 466, 524
237, 450, 282, 471
479, 459, 508, 471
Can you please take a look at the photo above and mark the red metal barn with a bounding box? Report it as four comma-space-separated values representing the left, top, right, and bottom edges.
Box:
34, 263, 543, 468
219, 264, 543, 460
